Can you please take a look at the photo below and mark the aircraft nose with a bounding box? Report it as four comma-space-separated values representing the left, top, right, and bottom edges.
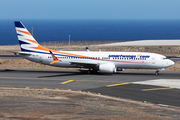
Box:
169, 60, 175, 66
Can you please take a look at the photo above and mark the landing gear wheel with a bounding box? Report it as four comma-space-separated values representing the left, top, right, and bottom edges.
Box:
92, 69, 97, 74
87, 70, 91, 74
155, 71, 159, 75
86, 68, 97, 74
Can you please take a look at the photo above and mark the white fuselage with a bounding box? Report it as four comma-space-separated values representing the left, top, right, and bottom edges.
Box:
23, 51, 174, 70
14, 21, 175, 73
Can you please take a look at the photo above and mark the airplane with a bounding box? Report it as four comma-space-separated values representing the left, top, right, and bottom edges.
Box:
14, 21, 174, 75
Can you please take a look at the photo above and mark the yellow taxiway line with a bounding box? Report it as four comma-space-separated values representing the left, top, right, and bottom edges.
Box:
142, 87, 174, 91
0, 77, 122, 83
60, 80, 75, 84
106, 82, 130, 87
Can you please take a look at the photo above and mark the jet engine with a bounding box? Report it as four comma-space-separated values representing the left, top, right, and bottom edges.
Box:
99, 63, 116, 73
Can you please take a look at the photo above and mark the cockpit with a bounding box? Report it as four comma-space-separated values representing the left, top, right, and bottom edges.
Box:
162, 57, 168, 60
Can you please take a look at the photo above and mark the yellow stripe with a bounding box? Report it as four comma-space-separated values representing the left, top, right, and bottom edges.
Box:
106, 82, 129, 87
142, 87, 173, 91
0, 77, 122, 83
60, 80, 74, 84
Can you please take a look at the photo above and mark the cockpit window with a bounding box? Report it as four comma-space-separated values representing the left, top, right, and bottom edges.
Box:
163, 57, 167, 60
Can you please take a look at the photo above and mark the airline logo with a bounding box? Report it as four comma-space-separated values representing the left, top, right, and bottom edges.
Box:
108, 54, 150, 58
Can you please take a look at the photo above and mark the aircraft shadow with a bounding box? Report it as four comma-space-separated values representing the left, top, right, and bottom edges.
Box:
0, 69, 178, 78
0, 69, 110, 78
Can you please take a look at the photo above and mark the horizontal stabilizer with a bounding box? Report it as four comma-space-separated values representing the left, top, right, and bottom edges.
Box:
14, 52, 31, 56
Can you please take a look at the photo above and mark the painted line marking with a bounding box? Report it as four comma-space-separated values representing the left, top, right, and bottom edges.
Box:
142, 87, 174, 91
106, 82, 130, 87
60, 80, 75, 84
0, 77, 122, 83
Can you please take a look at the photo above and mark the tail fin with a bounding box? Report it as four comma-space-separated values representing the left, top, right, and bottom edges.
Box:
14, 21, 40, 52
86, 47, 90, 52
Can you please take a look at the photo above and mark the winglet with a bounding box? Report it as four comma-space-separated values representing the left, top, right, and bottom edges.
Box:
49, 51, 59, 64
86, 47, 90, 52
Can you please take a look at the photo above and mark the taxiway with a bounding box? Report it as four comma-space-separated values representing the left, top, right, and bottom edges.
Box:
0, 69, 180, 107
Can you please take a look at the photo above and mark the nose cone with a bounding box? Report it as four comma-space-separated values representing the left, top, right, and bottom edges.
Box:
169, 60, 175, 66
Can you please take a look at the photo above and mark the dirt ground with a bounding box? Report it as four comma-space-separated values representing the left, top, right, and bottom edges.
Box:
0, 43, 180, 56
0, 87, 180, 120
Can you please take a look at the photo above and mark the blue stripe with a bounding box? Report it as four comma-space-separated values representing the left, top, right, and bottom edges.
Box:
17, 34, 23, 36
21, 49, 67, 56
19, 41, 30, 52
21, 48, 89, 58
14, 21, 25, 28
19, 41, 29, 45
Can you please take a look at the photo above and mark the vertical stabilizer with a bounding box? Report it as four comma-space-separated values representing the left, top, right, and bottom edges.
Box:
14, 21, 40, 52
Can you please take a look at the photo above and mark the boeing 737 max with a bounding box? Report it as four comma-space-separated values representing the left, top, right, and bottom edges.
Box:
14, 21, 174, 75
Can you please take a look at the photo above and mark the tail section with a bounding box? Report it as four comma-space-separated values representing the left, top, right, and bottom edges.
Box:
14, 21, 40, 52
14, 21, 50, 53
86, 47, 90, 52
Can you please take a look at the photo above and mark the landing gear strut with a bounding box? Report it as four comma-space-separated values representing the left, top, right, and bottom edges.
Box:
87, 68, 97, 74
87, 68, 92, 74
155, 70, 159, 75
155, 68, 165, 75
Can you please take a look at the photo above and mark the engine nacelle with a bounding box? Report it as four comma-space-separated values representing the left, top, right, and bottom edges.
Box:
99, 63, 116, 73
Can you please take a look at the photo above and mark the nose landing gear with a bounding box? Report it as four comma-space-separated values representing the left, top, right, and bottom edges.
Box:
155, 68, 165, 75
155, 71, 159, 75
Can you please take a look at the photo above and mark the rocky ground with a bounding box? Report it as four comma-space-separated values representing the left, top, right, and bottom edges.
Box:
0, 87, 180, 120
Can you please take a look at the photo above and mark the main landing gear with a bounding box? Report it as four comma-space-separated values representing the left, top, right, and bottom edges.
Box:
87, 68, 97, 74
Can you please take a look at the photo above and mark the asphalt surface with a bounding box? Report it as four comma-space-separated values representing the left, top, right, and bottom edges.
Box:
0, 69, 180, 107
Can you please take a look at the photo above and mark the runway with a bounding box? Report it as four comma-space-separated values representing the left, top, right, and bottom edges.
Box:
0, 69, 180, 107
0, 55, 21, 59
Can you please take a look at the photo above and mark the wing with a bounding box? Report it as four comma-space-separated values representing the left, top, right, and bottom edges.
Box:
70, 60, 99, 68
